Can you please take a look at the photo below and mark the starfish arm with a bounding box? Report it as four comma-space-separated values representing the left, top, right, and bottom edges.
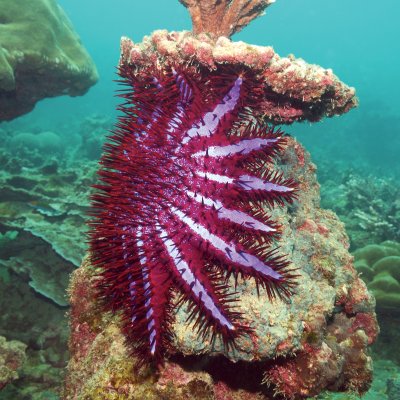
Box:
157, 226, 242, 339
122, 229, 174, 362
182, 77, 243, 145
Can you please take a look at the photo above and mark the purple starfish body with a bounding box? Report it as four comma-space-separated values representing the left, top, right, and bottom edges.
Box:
90, 66, 297, 364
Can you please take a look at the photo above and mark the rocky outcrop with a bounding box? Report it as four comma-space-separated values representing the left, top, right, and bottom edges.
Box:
0, 336, 26, 391
64, 23, 375, 400
121, 30, 357, 124
64, 139, 378, 399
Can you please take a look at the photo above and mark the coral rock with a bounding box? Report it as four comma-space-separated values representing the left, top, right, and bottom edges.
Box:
64, 25, 371, 400
0, 336, 26, 390
0, 0, 98, 121
120, 31, 357, 124
65, 139, 378, 399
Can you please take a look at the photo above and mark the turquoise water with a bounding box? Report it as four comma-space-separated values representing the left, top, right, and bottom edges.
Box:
19, 0, 400, 174
1, 0, 399, 398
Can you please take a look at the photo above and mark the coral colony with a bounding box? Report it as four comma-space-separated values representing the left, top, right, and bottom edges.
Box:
89, 0, 358, 365
90, 65, 297, 362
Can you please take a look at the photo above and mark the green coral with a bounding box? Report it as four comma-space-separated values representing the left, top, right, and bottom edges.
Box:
0, 0, 98, 121
0, 230, 18, 284
354, 241, 400, 311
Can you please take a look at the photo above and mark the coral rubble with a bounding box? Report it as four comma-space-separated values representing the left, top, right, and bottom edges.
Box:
0, 0, 98, 121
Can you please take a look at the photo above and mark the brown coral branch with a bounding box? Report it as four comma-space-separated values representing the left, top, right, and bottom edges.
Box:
179, 0, 275, 38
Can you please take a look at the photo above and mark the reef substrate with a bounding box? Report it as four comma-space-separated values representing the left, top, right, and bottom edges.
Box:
64, 31, 377, 398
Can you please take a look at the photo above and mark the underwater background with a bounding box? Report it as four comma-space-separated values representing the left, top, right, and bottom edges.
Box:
0, 0, 399, 398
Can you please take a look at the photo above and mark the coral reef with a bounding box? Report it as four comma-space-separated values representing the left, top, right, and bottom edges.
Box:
0, 261, 68, 398
179, 0, 276, 38
0, 159, 92, 267
0, 231, 72, 307
353, 241, 400, 312
0, 0, 98, 121
74, 115, 112, 161
0, 116, 107, 398
65, 138, 378, 399
6, 131, 64, 158
120, 31, 357, 124
0, 336, 26, 390
372, 312, 400, 366
387, 376, 400, 400
0, 161, 91, 304
321, 173, 400, 249
62, 6, 378, 395
353, 241, 400, 367
317, 359, 400, 400
0, 118, 105, 305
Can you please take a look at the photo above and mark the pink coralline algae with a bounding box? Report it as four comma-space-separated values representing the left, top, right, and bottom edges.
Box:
65, 2, 378, 399
120, 31, 357, 124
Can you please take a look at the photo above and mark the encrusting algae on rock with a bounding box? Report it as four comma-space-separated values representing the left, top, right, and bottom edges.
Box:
0, 336, 26, 390
65, 142, 378, 399
64, 1, 378, 398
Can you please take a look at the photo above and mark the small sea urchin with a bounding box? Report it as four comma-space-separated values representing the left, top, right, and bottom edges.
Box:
90, 64, 298, 364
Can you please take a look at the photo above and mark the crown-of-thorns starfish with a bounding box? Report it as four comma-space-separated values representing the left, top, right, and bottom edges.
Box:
90, 65, 298, 365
